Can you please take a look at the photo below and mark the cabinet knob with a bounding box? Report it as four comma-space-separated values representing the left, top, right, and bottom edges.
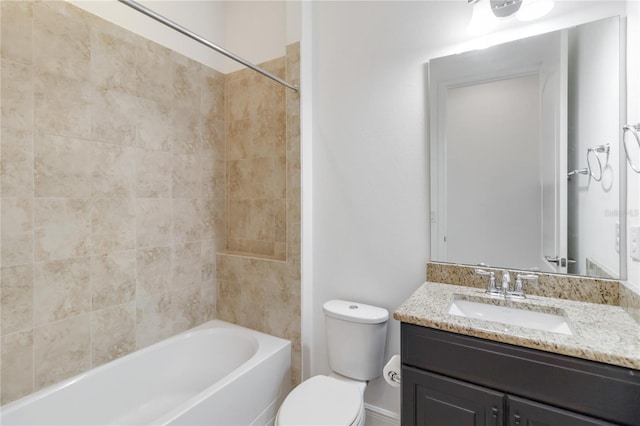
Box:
514, 413, 521, 425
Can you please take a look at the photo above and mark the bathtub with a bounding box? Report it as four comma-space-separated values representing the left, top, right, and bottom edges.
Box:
1, 320, 291, 425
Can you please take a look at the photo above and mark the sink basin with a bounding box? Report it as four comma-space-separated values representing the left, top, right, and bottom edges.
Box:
447, 298, 573, 335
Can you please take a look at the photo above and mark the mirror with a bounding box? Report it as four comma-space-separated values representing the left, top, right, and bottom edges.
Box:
429, 16, 625, 279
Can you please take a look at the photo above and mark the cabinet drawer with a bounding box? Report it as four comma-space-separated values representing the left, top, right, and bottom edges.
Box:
401, 323, 640, 425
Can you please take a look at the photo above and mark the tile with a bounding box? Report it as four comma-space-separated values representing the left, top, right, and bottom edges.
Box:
202, 155, 226, 200
226, 76, 249, 121
136, 39, 172, 103
252, 156, 286, 199
1, 330, 33, 405
172, 53, 202, 110
135, 149, 172, 198
34, 314, 90, 390
227, 159, 252, 200
91, 303, 135, 366
172, 154, 202, 198
1, 197, 33, 267
202, 198, 225, 241
251, 199, 275, 242
90, 23, 136, 93
91, 250, 136, 311
91, 142, 135, 198
201, 281, 216, 322
136, 247, 171, 298
201, 67, 225, 120
33, 257, 91, 326
1, 127, 34, 197
1, 59, 33, 130
34, 72, 93, 139
34, 133, 92, 198
251, 240, 275, 257
33, 2, 90, 81
1, 0, 33, 64
226, 119, 250, 161
201, 239, 216, 282
275, 199, 287, 243
91, 88, 138, 146
92, 198, 136, 255
171, 284, 201, 334
136, 199, 172, 248
172, 198, 202, 243
135, 97, 171, 151
172, 242, 202, 290
170, 107, 201, 154
34, 198, 91, 262
1, 265, 33, 334
136, 293, 172, 349
227, 199, 251, 240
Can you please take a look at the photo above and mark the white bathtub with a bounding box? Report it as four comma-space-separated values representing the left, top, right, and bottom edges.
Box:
1, 320, 291, 426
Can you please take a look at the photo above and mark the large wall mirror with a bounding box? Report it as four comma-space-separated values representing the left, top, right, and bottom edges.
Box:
429, 16, 626, 279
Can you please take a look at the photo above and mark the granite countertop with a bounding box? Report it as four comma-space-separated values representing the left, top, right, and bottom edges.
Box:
394, 282, 640, 370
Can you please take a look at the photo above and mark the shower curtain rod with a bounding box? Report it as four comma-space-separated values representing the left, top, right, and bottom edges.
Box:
117, 0, 299, 93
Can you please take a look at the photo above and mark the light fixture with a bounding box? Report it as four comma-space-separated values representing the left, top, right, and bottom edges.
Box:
467, 0, 499, 36
467, 0, 554, 35
516, 0, 555, 21
489, 0, 523, 18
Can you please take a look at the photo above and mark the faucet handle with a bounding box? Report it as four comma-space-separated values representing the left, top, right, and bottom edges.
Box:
514, 273, 538, 297
475, 269, 498, 294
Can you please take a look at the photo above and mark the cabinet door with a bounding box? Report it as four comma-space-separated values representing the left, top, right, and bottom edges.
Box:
403, 367, 504, 426
507, 396, 617, 426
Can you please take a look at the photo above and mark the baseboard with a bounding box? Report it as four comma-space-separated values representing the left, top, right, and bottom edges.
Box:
364, 403, 400, 426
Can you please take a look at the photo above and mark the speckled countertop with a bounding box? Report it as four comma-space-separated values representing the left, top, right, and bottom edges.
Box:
394, 282, 640, 370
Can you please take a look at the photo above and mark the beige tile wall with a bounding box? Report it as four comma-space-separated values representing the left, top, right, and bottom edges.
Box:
217, 43, 301, 386
0, 1, 225, 404
225, 56, 288, 260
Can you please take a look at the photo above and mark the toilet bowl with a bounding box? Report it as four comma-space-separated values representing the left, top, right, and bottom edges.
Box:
275, 300, 389, 426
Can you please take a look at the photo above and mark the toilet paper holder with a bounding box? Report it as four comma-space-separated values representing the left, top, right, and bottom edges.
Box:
387, 370, 401, 384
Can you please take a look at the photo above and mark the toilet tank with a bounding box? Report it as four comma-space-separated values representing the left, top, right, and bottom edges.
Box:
323, 300, 389, 381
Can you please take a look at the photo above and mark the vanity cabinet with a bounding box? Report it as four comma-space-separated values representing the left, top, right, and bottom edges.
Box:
401, 323, 640, 426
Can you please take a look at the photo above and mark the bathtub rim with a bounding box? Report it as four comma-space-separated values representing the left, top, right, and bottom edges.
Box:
1, 319, 292, 424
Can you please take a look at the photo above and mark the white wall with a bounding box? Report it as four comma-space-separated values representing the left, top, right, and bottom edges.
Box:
304, 0, 634, 418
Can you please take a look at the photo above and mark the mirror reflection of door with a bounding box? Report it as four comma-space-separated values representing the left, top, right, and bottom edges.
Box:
435, 31, 566, 273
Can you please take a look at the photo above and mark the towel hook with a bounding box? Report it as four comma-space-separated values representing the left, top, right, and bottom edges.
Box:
623, 124, 640, 173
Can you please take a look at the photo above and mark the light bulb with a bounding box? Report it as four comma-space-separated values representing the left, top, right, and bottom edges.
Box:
516, 0, 555, 22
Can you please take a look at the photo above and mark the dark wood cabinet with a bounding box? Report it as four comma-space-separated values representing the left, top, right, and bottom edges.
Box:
405, 368, 504, 426
401, 323, 640, 426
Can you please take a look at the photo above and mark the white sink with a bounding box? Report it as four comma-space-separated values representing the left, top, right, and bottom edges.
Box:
447, 298, 573, 335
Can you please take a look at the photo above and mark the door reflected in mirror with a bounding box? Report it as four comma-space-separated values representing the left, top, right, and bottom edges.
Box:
429, 16, 623, 279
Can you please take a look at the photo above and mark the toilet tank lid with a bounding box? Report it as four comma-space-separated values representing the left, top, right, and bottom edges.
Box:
323, 300, 389, 324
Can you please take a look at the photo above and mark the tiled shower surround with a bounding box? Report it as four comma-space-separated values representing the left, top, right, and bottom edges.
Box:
216, 43, 302, 385
0, 1, 301, 404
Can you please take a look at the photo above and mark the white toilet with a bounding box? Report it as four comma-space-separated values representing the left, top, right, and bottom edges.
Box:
275, 300, 389, 426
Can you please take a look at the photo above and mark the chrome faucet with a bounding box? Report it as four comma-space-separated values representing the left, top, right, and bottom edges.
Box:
501, 270, 511, 296
476, 268, 536, 299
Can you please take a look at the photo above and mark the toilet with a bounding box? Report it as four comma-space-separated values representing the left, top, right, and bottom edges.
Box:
275, 300, 389, 426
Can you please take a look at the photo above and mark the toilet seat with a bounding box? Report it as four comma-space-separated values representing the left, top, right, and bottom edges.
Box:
276, 375, 364, 426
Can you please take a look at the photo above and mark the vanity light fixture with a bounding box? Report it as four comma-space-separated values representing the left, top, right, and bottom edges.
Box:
467, 0, 555, 35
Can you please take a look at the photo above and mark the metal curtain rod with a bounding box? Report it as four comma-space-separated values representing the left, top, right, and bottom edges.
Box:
118, 0, 299, 93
